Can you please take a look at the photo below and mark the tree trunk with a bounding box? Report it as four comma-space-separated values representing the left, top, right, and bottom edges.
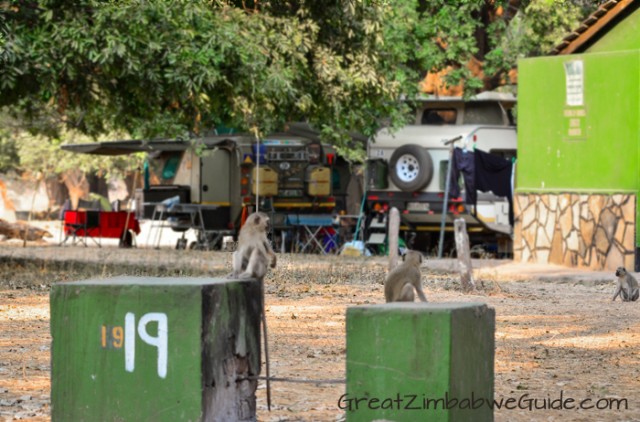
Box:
45, 176, 69, 216
124, 170, 142, 203
61, 169, 89, 210
0, 219, 52, 241
0, 179, 16, 222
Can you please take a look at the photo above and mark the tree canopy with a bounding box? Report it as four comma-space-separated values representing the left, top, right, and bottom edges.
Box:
1, 0, 602, 163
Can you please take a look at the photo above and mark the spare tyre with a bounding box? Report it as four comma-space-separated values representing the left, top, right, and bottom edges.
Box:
389, 144, 434, 192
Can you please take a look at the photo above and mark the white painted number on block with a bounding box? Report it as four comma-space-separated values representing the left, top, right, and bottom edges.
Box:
138, 313, 168, 378
124, 313, 136, 374
123, 312, 168, 379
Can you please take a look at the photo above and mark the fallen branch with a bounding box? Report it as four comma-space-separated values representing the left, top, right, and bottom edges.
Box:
0, 219, 53, 242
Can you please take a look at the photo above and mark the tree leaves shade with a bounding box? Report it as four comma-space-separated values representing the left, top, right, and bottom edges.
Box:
1, 1, 602, 162
1, 1, 411, 158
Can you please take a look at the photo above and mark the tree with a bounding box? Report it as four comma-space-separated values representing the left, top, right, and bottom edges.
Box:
0, 112, 141, 209
1, 1, 602, 162
1, 1, 411, 161
413, 0, 603, 95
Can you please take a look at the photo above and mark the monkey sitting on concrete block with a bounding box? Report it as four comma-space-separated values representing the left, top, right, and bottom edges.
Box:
384, 250, 428, 303
227, 211, 277, 410
228, 211, 277, 280
612, 267, 639, 302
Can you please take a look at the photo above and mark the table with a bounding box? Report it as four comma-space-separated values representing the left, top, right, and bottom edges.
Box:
62, 211, 141, 247
286, 214, 337, 254
146, 203, 225, 250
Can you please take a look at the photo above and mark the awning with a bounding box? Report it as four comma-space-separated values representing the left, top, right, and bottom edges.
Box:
61, 137, 248, 156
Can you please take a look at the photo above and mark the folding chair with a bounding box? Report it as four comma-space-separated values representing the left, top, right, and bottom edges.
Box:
61, 209, 102, 247
83, 210, 102, 247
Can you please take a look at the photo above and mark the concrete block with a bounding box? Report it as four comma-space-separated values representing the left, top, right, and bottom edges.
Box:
345, 302, 495, 422
50, 277, 261, 421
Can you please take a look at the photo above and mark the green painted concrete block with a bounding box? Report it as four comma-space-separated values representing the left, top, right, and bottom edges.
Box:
345, 302, 495, 422
50, 277, 262, 422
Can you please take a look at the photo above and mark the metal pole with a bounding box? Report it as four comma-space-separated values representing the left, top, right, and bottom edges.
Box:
254, 131, 260, 213
121, 168, 139, 247
437, 136, 462, 258
388, 207, 400, 270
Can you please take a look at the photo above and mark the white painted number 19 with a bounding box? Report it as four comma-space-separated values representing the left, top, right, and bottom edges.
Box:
124, 312, 168, 379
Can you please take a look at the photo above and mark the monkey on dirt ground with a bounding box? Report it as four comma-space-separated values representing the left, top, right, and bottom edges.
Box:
384, 250, 428, 303
227, 211, 276, 410
612, 266, 639, 302
229, 211, 277, 279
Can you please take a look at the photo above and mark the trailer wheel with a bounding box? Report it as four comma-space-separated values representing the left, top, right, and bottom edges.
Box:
389, 144, 433, 192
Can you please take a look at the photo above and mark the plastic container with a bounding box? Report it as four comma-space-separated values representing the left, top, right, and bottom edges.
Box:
305, 166, 331, 196
252, 167, 278, 196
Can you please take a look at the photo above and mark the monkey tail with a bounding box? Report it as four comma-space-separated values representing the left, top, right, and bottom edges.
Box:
262, 310, 272, 411
260, 278, 272, 411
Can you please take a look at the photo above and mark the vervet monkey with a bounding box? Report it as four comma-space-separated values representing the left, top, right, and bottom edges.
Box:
227, 211, 277, 410
229, 212, 277, 280
384, 250, 428, 303
612, 267, 639, 302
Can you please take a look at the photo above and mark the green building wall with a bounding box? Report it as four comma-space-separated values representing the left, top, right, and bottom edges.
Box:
518, 51, 640, 192
516, 44, 640, 269
585, 6, 640, 54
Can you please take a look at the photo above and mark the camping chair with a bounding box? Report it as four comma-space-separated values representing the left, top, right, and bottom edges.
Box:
82, 210, 102, 247
60, 201, 103, 247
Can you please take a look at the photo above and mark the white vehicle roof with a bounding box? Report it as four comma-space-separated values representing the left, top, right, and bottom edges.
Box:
408, 91, 516, 104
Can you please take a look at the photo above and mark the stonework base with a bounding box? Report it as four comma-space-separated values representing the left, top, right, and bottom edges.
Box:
514, 193, 636, 271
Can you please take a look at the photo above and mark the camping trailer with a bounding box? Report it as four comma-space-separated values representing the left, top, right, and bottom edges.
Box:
63, 133, 353, 250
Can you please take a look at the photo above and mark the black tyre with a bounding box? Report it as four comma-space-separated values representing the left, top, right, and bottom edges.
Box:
388, 144, 433, 192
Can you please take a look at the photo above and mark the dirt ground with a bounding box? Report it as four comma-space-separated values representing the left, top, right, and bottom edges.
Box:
1, 243, 639, 421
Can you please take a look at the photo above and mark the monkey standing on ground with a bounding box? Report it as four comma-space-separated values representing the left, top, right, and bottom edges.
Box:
227, 211, 276, 410
384, 250, 428, 303
612, 266, 639, 302
229, 212, 277, 279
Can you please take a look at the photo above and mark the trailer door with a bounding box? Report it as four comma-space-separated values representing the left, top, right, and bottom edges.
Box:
201, 149, 230, 205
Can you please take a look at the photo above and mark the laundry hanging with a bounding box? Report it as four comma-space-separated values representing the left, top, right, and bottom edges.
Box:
449, 147, 476, 204
474, 149, 514, 226
449, 147, 514, 226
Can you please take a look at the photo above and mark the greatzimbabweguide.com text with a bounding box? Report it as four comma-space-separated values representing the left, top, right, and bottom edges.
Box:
338, 391, 629, 412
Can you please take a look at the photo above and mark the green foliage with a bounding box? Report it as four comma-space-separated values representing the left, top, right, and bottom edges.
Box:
483, 1, 603, 90
1, 2, 401, 142
0, 0, 603, 163
0, 112, 141, 178
491, 1, 582, 64
14, 130, 142, 179
0, 136, 19, 172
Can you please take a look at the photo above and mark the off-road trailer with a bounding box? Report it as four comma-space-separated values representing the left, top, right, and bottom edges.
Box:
62, 133, 354, 251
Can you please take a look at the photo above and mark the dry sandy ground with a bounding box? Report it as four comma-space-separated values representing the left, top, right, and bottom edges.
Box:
0, 244, 639, 421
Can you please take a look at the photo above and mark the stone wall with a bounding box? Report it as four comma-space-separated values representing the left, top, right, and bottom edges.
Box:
514, 193, 636, 270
